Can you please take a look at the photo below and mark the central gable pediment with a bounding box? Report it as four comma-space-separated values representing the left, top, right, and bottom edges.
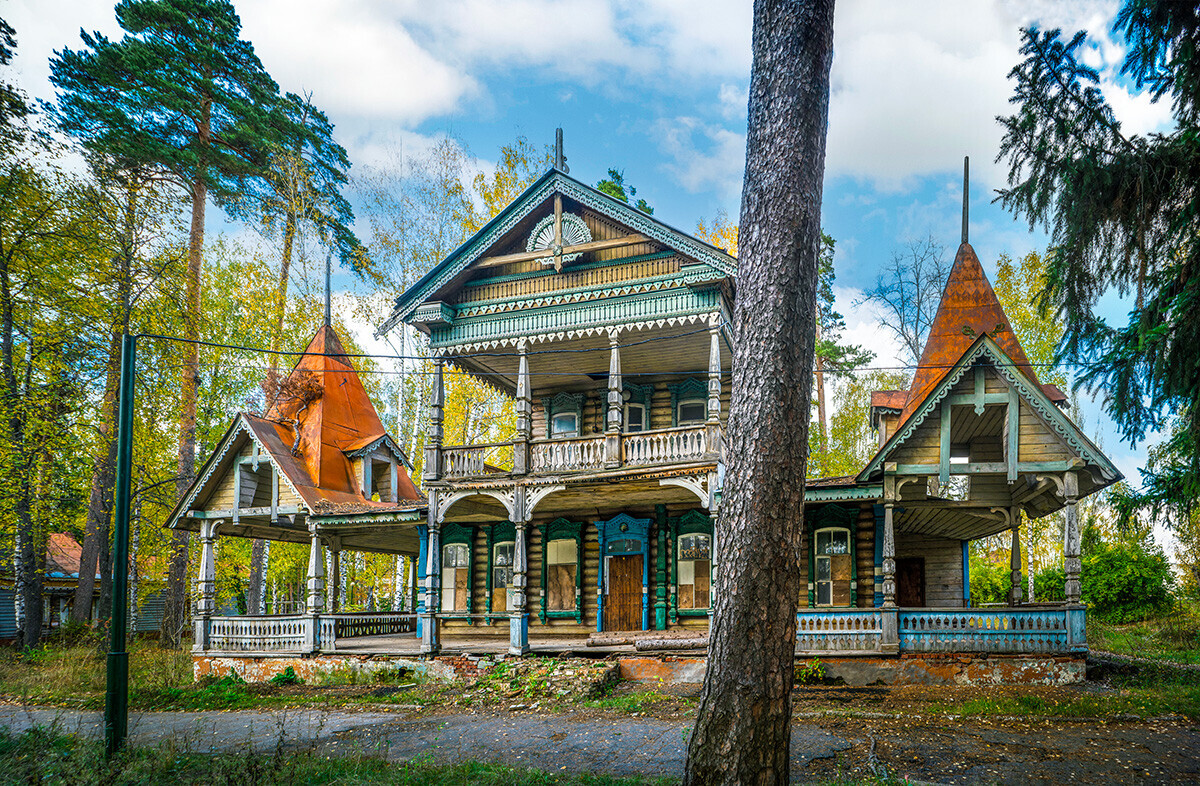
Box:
378, 169, 736, 339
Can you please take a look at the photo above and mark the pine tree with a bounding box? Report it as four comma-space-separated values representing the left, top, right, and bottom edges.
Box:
50, 0, 282, 646
996, 1, 1200, 519
684, 0, 835, 781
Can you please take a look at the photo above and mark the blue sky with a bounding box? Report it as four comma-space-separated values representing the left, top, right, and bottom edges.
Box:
9, 1, 1179, 541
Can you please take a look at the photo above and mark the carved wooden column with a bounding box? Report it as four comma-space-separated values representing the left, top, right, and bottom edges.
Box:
1008, 512, 1023, 606
514, 341, 531, 475
510, 492, 531, 655
605, 332, 622, 468
329, 542, 342, 613
654, 505, 668, 631
880, 471, 899, 654
706, 323, 722, 459
192, 519, 221, 653
1063, 471, 1081, 604
305, 529, 325, 615
422, 491, 441, 654
424, 358, 444, 482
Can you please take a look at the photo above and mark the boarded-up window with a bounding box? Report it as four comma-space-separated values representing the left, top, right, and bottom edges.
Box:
441, 543, 469, 612
815, 528, 851, 607
677, 534, 711, 610
546, 539, 577, 611
492, 541, 515, 612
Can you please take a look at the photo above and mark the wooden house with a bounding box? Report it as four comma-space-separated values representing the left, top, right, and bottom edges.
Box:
179, 160, 1118, 679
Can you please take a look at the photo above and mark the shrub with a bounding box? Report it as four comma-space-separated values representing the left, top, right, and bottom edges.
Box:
1082, 539, 1174, 622
1033, 566, 1065, 603
795, 658, 825, 685
269, 666, 302, 686
969, 559, 1010, 605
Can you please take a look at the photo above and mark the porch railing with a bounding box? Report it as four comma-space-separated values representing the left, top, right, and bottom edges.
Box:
197, 612, 418, 655
531, 435, 605, 472
897, 607, 1071, 654
623, 425, 708, 465
796, 609, 883, 654
205, 615, 312, 653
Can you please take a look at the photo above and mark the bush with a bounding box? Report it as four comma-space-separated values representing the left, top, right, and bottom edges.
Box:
269, 666, 302, 686
1082, 539, 1174, 622
969, 559, 1010, 605
1033, 566, 1065, 603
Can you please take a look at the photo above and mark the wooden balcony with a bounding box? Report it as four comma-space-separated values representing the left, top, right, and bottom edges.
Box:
437, 424, 719, 480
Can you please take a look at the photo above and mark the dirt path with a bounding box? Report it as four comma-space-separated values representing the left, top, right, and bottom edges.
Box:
1, 705, 1197, 784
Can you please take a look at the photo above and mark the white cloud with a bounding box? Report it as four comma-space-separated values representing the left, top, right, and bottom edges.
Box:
238, 0, 476, 124
653, 116, 745, 196
834, 285, 906, 370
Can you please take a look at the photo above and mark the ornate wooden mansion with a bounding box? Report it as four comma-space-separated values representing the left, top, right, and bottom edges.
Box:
171, 160, 1119, 679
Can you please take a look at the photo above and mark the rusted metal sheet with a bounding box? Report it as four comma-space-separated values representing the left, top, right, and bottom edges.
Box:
899, 242, 1065, 426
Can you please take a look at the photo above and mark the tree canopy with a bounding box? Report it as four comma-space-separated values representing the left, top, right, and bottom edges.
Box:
996, 0, 1200, 517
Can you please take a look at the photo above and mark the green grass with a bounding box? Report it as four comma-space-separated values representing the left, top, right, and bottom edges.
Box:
928, 682, 1200, 721
1088, 604, 1200, 664
0, 727, 676, 786
582, 688, 684, 714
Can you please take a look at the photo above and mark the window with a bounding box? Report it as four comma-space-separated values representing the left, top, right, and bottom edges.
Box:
814, 528, 851, 607
677, 533, 711, 610
677, 399, 706, 425
491, 541, 515, 612
545, 539, 577, 611
550, 411, 578, 438
441, 543, 470, 612
625, 402, 646, 432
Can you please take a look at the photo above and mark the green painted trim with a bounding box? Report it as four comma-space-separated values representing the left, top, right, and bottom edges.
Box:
939, 403, 951, 485
974, 365, 986, 414
803, 485, 882, 502
654, 505, 668, 631
537, 517, 584, 624
894, 460, 1078, 475
669, 378, 709, 427
543, 392, 585, 438
485, 522, 516, 617
671, 510, 713, 613
811, 505, 857, 607
430, 287, 724, 349
440, 522, 474, 619
946, 392, 1008, 407
454, 269, 722, 317
676, 609, 710, 618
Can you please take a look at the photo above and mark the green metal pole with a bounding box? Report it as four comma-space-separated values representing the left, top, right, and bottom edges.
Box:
105, 333, 136, 758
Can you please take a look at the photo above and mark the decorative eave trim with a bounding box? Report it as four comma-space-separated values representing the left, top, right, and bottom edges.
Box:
804, 484, 882, 502
856, 336, 1121, 483
345, 433, 414, 470
433, 311, 723, 355
452, 268, 722, 319
377, 169, 737, 337
311, 508, 425, 526
411, 301, 455, 327
166, 415, 309, 529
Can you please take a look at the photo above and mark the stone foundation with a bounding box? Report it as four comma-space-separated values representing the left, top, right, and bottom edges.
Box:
194, 653, 473, 683
615, 653, 1085, 687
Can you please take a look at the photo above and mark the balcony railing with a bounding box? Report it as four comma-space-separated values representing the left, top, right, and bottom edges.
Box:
897, 607, 1071, 654
438, 425, 717, 479
624, 425, 708, 465
531, 435, 606, 472
796, 609, 883, 654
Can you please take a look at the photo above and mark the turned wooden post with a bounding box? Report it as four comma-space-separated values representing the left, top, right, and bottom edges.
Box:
514, 341, 531, 475
706, 324, 722, 459
1009, 514, 1023, 606
1063, 471, 1081, 604
424, 358, 444, 482
605, 332, 622, 468
510, 501, 531, 655
192, 519, 221, 652
422, 491, 441, 654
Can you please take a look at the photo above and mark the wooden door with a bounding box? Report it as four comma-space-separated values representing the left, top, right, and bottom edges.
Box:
897, 557, 925, 607
606, 555, 643, 631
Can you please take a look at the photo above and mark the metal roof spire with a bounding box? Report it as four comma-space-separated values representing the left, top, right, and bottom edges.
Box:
555, 127, 569, 173
962, 155, 969, 245
324, 249, 332, 327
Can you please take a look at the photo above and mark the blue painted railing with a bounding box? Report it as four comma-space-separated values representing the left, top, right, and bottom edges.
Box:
898, 607, 1070, 654
796, 609, 883, 654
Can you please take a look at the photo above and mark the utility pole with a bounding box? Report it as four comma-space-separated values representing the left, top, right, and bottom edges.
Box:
105, 333, 136, 757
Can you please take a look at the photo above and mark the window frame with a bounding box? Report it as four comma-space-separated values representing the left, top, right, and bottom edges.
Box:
485, 522, 516, 619
542, 392, 585, 439
806, 505, 857, 608
668, 378, 710, 427
669, 510, 715, 622
537, 518, 584, 623
439, 522, 474, 616
623, 382, 653, 432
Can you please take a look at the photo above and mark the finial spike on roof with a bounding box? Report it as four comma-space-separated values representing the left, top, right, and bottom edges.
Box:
323, 249, 332, 327
962, 155, 969, 245
555, 127, 568, 174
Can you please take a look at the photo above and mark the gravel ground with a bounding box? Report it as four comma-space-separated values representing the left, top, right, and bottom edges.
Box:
1, 704, 1198, 783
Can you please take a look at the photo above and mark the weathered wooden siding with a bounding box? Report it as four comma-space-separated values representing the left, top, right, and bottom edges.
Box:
895, 534, 964, 608
530, 382, 731, 438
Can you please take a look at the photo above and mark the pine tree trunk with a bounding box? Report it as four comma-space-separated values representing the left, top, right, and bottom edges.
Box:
163, 169, 206, 648
684, 1, 835, 783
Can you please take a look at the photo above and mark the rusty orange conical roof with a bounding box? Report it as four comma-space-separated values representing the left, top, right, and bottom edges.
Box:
899, 242, 1044, 425
259, 324, 420, 506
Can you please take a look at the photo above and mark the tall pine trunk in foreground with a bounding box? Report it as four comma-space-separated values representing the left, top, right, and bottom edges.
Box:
684, 0, 835, 783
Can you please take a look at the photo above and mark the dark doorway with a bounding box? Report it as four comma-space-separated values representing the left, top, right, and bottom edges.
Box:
896, 557, 925, 607
606, 554, 643, 631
